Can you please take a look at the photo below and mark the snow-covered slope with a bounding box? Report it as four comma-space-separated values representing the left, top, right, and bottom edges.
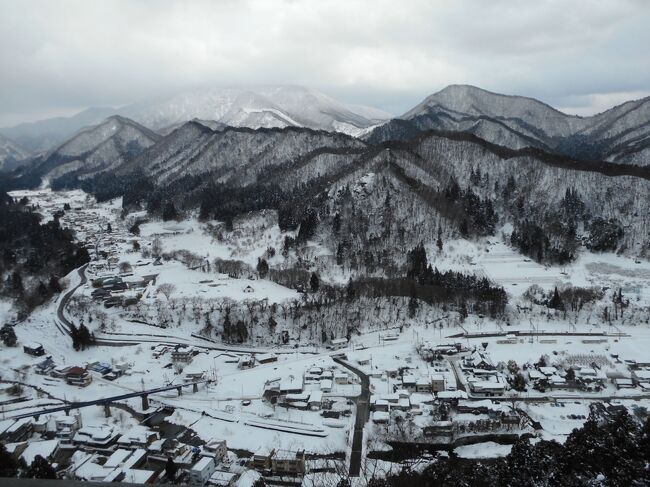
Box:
219, 91, 303, 129
0, 133, 31, 171
120, 122, 367, 189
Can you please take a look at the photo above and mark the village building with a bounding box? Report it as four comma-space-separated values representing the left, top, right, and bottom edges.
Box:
271, 449, 306, 476
308, 390, 323, 410
208, 469, 238, 486
372, 411, 390, 424
203, 438, 228, 462
73, 425, 120, 449
190, 455, 217, 486
256, 353, 278, 365
65, 366, 93, 387
171, 346, 194, 364
252, 446, 275, 472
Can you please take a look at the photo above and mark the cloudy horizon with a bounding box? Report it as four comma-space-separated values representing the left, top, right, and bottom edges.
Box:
1, 0, 649, 127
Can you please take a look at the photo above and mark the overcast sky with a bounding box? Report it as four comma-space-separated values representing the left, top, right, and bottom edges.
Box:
1, 0, 649, 126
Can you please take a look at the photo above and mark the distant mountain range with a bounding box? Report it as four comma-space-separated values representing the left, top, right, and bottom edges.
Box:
0, 133, 31, 171
0, 85, 391, 153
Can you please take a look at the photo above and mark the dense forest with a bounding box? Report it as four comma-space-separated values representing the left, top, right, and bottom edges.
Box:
0, 191, 89, 313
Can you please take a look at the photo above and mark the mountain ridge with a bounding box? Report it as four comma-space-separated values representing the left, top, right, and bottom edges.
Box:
368, 84, 650, 166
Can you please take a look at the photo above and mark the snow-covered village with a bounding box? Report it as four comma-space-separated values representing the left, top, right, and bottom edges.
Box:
2, 184, 650, 486
2, 1, 650, 486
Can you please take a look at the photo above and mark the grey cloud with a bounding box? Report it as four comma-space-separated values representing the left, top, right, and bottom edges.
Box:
0, 0, 648, 125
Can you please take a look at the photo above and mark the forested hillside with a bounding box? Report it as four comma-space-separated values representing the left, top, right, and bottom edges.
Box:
0, 192, 89, 314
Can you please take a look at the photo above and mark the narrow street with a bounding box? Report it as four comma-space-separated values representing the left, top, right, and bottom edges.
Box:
334, 357, 370, 477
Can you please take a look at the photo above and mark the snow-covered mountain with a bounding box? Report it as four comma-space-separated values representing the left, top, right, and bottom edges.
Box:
368, 85, 650, 166
0, 86, 390, 153
11, 115, 160, 186
0, 133, 31, 171
120, 85, 390, 134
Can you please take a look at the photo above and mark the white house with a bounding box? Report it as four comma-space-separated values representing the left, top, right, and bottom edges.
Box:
190, 456, 216, 486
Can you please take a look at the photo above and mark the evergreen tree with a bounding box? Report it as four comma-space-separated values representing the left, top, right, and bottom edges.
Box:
297, 208, 318, 242
162, 202, 179, 221
0, 442, 18, 477
48, 275, 62, 293
78, 323, 94, 350
310, 272, 320, 293
25, 455, 56, 479
0, 324, 17, 347
408, 296, 418, 318
256, 258, 269, 279
70, 323, 80, 351
511, 372, 527, 392
406, 244, 428, 281
165, 456, 177, 481
548, 287, 564, 310
222, 312, 232, 341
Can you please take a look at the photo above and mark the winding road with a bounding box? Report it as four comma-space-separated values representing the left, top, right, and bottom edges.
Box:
54, 264, 88, 339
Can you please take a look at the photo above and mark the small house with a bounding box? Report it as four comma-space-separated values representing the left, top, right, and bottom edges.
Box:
308, 390, 323, 410
334, 372, 350, 384
238, 355, 254, 369
208, 470, 237, 486
190, 456, 216, 486
372, 411, 390, 424
23, 342, 45, 356
66, 366, 92, 387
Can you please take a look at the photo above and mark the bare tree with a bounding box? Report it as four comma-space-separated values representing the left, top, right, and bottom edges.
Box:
157, 283, 176, 301
151, 237, 163, 258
